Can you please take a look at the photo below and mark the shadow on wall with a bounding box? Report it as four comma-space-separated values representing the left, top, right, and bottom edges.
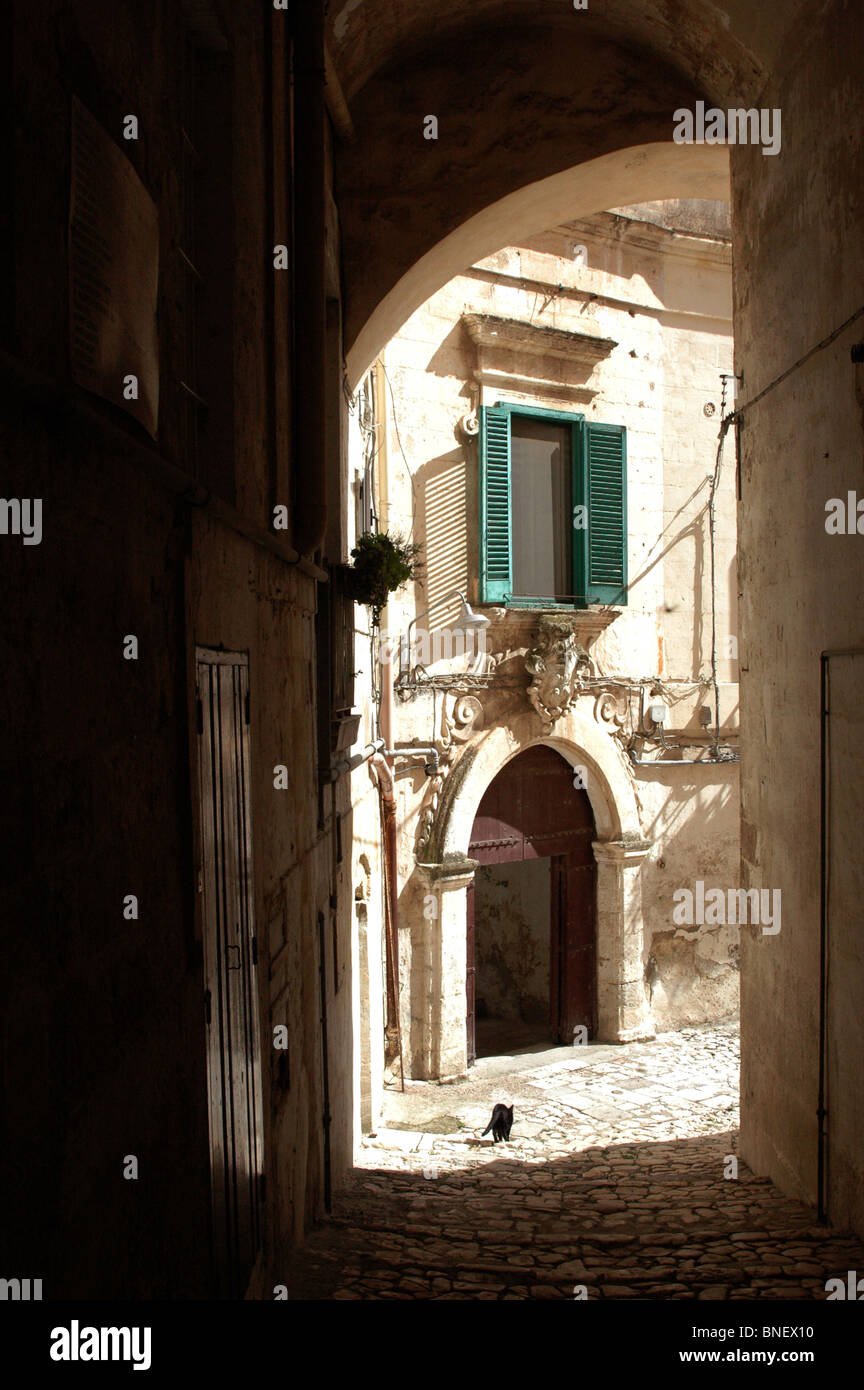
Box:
415, 447, 471, 620
624, 477, 707, 593
424, 320, 477, 383
639, 769, 739, 1026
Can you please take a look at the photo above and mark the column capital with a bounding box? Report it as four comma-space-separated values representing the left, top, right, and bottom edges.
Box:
592, 837, 652, 866
417, 854, 479, 888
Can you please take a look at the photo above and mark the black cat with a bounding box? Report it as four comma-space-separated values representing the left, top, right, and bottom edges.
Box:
482, 1103, 514, 1142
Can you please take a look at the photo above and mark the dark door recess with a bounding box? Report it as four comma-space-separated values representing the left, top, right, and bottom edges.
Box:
467, 744, 596, 1056
196, 649, 265, 1298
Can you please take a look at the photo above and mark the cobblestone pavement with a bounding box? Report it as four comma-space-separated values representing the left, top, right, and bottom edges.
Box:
281, 1024, 864, 1300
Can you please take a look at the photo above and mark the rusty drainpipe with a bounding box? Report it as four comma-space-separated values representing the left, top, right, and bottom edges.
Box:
371, 749, 404, 1090
371, 574, 405, 1088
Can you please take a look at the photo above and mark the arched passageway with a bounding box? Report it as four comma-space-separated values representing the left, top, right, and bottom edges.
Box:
345, 143, 728, 385
329, 0, 775, 383
331, 0, 864, 1244
468, 745, 596, 1061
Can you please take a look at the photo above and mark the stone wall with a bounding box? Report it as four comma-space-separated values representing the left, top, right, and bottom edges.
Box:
733, 0, 864, 1236
5, 0, 353, 1297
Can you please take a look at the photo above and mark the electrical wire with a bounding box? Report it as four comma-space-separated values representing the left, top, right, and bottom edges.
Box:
707, 416, 733, 753
378, 357, 418, 538
729, 302, 864, 424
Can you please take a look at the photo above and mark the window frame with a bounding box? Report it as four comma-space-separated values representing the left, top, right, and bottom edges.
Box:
479, 400, 628, 611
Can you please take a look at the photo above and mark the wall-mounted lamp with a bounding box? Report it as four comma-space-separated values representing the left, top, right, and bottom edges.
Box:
398, 589, 491, 685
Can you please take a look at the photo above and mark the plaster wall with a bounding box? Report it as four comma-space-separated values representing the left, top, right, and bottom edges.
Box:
732, 0, 864, 1235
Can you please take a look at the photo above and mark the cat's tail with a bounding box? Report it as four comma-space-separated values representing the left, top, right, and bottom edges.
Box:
481, 1120, 493, 1137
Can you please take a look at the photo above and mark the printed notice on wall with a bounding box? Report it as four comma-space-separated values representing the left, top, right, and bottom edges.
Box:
69, 97, 159, 437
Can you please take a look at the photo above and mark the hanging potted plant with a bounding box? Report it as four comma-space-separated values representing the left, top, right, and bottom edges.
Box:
343, 530, 422, 624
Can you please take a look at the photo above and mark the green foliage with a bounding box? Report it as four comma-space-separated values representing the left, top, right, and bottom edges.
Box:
345, 531, 422, 623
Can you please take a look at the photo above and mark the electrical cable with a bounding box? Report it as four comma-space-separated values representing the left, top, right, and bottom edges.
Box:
729, 302, 864, 424
708, 416, 733, 753
378, 357, 418, 538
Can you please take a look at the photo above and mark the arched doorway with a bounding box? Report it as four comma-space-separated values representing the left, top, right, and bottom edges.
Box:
466, 745, 596, 1062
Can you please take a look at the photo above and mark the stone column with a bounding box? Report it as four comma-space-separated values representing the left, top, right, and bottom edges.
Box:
593, 838, 655, 1042
417, 855, 478, 1081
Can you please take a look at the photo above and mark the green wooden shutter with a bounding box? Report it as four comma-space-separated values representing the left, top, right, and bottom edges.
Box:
479, 405, 512, 603
583, 423, 627, 605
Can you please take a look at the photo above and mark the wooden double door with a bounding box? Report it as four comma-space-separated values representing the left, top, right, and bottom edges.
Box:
195, 649, 265, 1298
466, 745, 596, 1064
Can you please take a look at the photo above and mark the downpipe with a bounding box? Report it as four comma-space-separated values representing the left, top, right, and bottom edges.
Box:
371, 751, 404, 1090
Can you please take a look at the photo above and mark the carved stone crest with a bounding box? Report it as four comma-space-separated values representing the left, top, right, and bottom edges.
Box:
525, 618, 594, 730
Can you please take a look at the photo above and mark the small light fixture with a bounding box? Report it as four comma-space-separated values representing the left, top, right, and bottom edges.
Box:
399, 591, 491, 683
455, 597, 491, 629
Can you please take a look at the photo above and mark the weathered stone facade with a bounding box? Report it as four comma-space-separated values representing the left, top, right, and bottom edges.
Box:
350, 205, 740, 1088
5, 0, 356, 1298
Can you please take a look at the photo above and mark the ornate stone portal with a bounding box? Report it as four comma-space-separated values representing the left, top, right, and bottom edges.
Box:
409, 704, 653, 1078
400, 609, 656, 1078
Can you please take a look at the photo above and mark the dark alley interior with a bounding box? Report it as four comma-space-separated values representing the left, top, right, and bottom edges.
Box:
2, 0, 864, 1360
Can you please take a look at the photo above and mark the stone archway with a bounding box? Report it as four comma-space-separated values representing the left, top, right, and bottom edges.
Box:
346, 143, 728, 386
417, 706, 653, 1079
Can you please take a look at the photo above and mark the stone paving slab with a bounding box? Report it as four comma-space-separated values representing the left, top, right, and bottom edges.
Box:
278, 1024, 864, 1300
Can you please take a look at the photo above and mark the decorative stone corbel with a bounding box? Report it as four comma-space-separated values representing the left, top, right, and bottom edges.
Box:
459, 384, 480, 438
524, 617, 595, 730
